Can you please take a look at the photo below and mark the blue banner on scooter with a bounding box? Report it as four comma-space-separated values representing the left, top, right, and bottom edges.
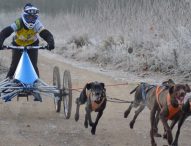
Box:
14, 50, 38, 84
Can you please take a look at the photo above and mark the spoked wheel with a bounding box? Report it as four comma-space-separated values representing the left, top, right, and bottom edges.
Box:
62, 70, 72, 119
53, 66, 61, 112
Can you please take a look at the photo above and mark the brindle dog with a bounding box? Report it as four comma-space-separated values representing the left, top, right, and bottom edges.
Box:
124, 79, 190, 145
163, 94, 191, 146
172, 96, 191, 146
75, 81, 107, 135
148, 83, 190, 146
124, 79, 175, 136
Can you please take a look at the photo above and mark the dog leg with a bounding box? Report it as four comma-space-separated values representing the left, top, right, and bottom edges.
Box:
153, 111, 161, 137
75, 98, 80, 121
172, 113, 187, 146
129, 104, 145, 129
84, 110, 88, 128
84, 106, 94, 128
87, 109, 94, 127
91, 110, 103, 135
150, 104, 158, 146
160, 112, 173, 145
124, 102, 134, 118
163, 117, 178, 139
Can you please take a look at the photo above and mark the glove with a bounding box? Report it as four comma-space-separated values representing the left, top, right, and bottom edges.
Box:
0, 43, 3, 50
47, 43, 55, 51
0, 40, 3, 50
39, 29, 55, 51
47, 36, 55, 51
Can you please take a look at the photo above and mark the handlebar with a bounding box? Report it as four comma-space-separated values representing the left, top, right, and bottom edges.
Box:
2, 45, 48, 50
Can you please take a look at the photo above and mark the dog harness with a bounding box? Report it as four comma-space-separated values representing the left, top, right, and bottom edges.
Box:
140, 83, 155, 103
156, 86, 182, 120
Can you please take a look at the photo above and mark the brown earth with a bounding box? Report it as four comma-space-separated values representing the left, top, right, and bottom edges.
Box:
0, 51, 190, 146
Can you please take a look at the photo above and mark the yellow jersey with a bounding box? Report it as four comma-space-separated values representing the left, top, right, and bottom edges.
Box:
11, 18, 44, 46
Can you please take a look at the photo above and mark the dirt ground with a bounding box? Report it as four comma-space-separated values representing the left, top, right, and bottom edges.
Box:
0, 51, 190, 146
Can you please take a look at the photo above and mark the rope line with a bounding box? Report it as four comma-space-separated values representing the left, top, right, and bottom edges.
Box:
106, 96, 133, 103
104, 83, 128, 87
66, 83, 131, 104
67, 82, 129, 92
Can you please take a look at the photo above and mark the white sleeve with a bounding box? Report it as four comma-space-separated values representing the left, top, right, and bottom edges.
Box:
34, 20, 44, 33
10, 23, 18, 31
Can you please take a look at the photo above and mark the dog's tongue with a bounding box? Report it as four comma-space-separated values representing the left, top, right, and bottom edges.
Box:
176, 96, 184, 104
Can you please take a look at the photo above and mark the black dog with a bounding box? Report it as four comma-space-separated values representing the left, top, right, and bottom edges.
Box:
75, 81, 107, 135
163, 94, 191, 146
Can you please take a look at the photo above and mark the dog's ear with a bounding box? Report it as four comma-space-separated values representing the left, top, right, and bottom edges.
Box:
169, 85, 174, 95
162, 79, 175, 87
100, 83, 105, 89
185, 84, 191, 93
86, 83, 92, 90
168, 79, 175, 85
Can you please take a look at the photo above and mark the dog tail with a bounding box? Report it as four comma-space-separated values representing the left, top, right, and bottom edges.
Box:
130, 85, 139, 94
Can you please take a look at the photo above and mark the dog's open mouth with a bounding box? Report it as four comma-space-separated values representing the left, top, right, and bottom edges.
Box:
176, 96, 185, 104
90, 96, 102, 102
96, 97, 101, 101
94, 97, 102, 103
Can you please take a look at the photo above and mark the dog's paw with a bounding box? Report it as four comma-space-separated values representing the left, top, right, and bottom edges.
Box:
171, 142, 178, 146
89, 122, 94, 127
152, 143, 157, 146
154, 132, 161, 137
75, 114, 79, 121
129, 121, 134, 129
163, 133, 167, 139
124, 111, 130, 118
167, 130, 173, 145
151, 141, 157, 146
91, 128, 96, 135
84, 121, 88, 128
